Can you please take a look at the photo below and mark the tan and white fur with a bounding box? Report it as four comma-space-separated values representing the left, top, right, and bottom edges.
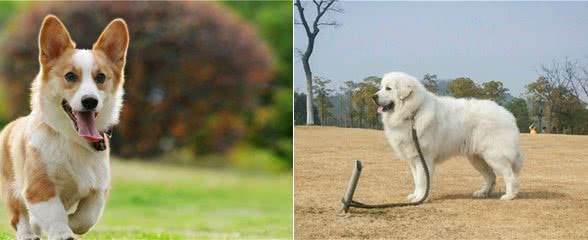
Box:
0, 15, 129, 240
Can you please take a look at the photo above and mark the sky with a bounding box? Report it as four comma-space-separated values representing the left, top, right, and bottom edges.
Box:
294, 1, 588, 97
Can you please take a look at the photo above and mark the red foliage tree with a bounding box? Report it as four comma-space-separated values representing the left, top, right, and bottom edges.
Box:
0, 2, 274, 157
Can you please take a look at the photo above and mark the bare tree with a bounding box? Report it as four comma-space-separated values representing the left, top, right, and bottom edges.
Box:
422, 73, 439, 94
576, 58, 588, 99
536, 60, 564, 129
295, 0, 341, 125
531, 58, 588, 133
539, 58, 583, 99
560, 58, 580, 97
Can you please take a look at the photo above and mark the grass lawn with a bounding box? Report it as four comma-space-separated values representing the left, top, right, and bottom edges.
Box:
0, 159, 292, 239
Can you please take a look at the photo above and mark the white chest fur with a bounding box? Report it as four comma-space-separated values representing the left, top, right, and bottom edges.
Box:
28, 129, 110, 209
384, 122, 417, 160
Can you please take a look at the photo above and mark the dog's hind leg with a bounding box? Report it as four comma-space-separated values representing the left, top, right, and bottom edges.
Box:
468, 155, 496, 198
5, 191, 38, 240
482, 153, 520, 200
498, 165, 519, 200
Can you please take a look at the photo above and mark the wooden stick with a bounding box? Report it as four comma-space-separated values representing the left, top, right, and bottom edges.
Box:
341, 160, 362, 213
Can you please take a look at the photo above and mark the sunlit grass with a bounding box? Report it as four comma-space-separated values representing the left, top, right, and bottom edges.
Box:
0, 159, 292, 239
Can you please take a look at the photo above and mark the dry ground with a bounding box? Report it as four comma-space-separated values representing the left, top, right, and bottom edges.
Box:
294, 126, 588, 239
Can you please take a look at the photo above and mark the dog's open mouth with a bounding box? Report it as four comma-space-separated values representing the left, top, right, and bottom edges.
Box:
376, 102, 395, 114
62, 100, 102, 142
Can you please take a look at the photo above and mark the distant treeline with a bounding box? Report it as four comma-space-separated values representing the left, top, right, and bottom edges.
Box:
295, 58, 588, 135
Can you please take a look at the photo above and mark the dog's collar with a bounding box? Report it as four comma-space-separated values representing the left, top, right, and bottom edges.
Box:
405, 106, 420, 123
91, 127, 113, 151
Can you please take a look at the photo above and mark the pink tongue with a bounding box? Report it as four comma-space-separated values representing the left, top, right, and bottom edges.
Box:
74, 112, 103, 142
377, 106, 384, 114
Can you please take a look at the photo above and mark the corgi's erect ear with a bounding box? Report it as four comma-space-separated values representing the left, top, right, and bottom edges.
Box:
93, 19, 129, 70
38, 15, 75, 66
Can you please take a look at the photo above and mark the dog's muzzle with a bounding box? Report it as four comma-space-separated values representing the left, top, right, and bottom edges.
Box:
373, 95, 395, 113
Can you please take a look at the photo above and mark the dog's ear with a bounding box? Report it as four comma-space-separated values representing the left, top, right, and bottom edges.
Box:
93, 19, 129, 70
398, 80, 414, 100
38, 15, 75, 66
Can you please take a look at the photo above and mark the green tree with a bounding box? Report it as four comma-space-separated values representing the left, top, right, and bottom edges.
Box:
447, 77, 483, 98
482, 80, 509, 104
339, 80, 357, 128
526, 76, 552, 131
527, 95, 546, 131
294, 92, 306, 125
549, 86, 588, 134
313, 77, 334, 125
294, 92, 319, 125
223, 1, 293, 163
559, 94, 588, 134
505, 98, 531, 133
352, 76, 380, 129
0, 2, 27, 127
0, 2, 25, 27
526, 75, 588, 135
224, 1, 291, 87
224, 1, 294, 162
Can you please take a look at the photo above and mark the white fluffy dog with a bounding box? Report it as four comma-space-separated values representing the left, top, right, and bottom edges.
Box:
373, 72, 523, 201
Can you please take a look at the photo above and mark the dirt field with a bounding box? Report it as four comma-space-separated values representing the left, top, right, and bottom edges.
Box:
294, 126, 588, 239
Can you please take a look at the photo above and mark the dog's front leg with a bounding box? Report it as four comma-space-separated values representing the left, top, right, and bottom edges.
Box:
68, 190, 106, 235
24, 149, 75, 240
412, 154, 434, 202
406, 160, 418, 201
27, 197, 74, 240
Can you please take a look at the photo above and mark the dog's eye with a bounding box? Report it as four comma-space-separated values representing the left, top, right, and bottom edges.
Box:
385, 87, 391, 91
64, 72, 77, 82
95, 73, 106, 84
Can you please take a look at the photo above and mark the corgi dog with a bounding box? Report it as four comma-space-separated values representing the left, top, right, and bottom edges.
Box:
0, 15, 128, 240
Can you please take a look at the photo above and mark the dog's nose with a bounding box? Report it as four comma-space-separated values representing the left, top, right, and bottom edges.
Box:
372, 94, 378, 103
81, 95, 98, 110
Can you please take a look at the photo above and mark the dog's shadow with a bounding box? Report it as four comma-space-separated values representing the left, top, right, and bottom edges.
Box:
437, 191, 567, 200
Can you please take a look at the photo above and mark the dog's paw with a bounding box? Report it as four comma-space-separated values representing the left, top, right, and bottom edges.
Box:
48, 228, 77, 240
472, 190, 490, 198
16, 232, 40, 240
406, 193, 416, 201
411, 191, 427, 202
49, 234, 77, 240
500, 194, 516, 201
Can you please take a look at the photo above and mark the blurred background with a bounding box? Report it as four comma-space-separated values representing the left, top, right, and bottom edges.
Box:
0, 1, 292, 239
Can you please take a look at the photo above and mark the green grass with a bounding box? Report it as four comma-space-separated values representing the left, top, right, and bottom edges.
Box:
0, 159, 292, 239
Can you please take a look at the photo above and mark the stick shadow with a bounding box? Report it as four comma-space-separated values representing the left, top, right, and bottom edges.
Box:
338, 191, 568, 216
